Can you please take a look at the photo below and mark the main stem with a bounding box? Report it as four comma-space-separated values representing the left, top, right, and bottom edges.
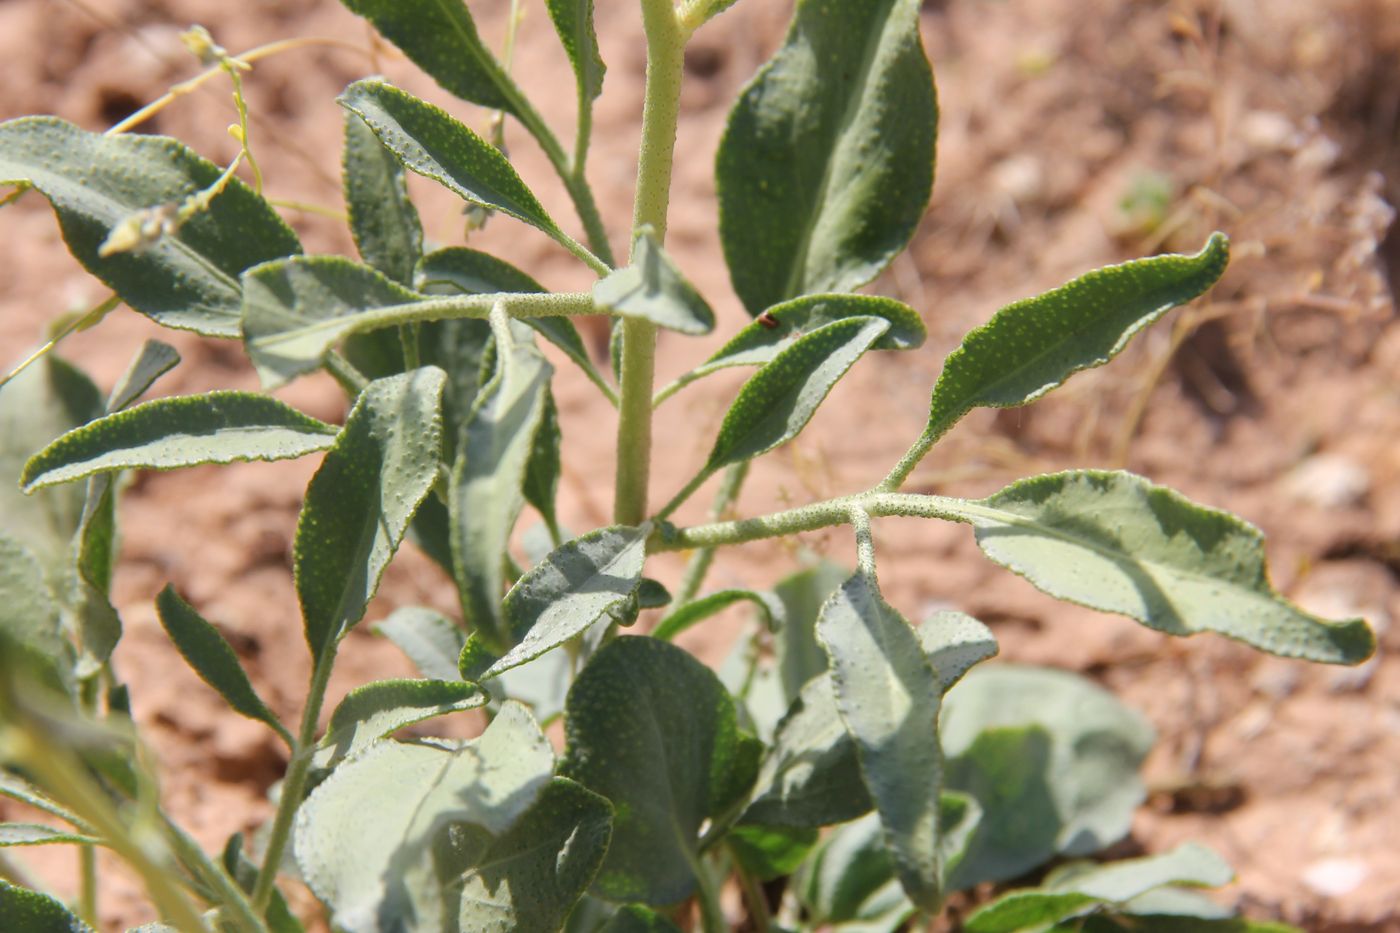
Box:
250, 653, 335, 912
614, 0, 686, 526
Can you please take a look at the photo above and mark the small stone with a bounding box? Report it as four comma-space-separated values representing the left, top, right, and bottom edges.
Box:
1301, 857, 1370, 897
1285, 454, 1369, 508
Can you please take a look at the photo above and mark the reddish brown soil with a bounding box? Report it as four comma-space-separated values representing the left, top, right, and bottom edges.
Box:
1, 0, 1398, 930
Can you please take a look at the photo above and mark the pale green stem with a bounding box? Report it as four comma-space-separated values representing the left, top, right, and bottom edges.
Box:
324, 350, 369, 396
614, 0, 687, 526
249, 654, 335, 913
672, 462, 749, 607
2, 729, 209, 931
731, 850, 773, 933
850, 507, 877, 580
489, 53, 615, 268
877, 416, 952, 492
654, 491, 973, 552
0, 295, 121, 393
78, 845, 97, 925
693, 856, 728, 933
655, 466, 713, 523
652, 367, 706, 407
165, 821, 267, 933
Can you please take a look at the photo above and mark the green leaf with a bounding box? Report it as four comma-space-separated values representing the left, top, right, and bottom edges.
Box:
296, 702, 553, 933
0, 536, 71, 688
818, 573, 942, 910
971, 470, 1376, 664
727, 824, 819, 881
155, 587, 290, 745
774, 561, 851, 703
561, 637, 750, 905
373, 607, 467, 681
460, 525, 648, 680
0, 117, 300, 337
0, 880, 94, 932
339, 80, 565, 244
917, 610, 1000, 692
743, 610, 994, 829
418, 247, 545, 295
340, 0, 514, 111
0, 356, 103, 579
715, 0, 936, 313
522, 390, 563, 535
921, 234, 1229, 445
0, 824, 97, 847
698, 294, 925, 378
706, 316, 889, 471
966, 843, 1234, 933
458, 778, 613, 932
417, 247, 609, 406
451, 320, 553, 649
221, 834, 305, 933
106, 340, 179, 413
21, 392, 337, 490
593, 230, 715, 335
316, 678, 486, 768
546, 0, 606, 103
296, 369, 445, 659
653, 588, 784, 642
941, 665, 1155, 888
243, 255, 439, 386
0, 773, 85, 828
795, 813, 913, 930
344, 112, 423, 285
598, 905, 684, 933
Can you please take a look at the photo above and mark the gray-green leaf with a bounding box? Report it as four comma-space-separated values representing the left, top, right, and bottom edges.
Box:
317, 678, 485, 768
0, 117, 300, 337
941, 665, 1155, 889
451, 319, 553, 650
818, 573, 942, 910
374, 607, 467, 682
593, 230, 715, 335
744, 612, 994, 829
243, 255, 446, 387
965, 843, 1234, 933
106, 340, 179, 413
417, 248, 611, 407
339, 80, 565, 244
706, 316, 889, 471
296, 369, 445, 659
461, 525, 647, 680
344, 112, 423, 285
0, 537, 70, 688
561, 637, 751, 906
971, 470, 1375, 664
155, 586, 291, 746
340, 0, 514, 111
295, 701, 553, 933
458, 778, 612, 933
21, 392, 336, 490
716, 0, 936, 313
0, 356, 103, 579
921, 234, 1229, 446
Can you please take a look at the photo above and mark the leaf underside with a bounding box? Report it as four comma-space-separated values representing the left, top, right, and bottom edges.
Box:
0, 117, 300, 336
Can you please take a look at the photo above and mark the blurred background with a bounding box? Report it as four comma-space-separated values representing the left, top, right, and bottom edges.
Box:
0, 0, 1396, 927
